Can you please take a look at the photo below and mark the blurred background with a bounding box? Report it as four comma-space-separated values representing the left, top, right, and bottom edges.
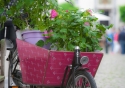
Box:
59, 0, 124, 28
58, 0, 125, 54
57, 0, 125, 88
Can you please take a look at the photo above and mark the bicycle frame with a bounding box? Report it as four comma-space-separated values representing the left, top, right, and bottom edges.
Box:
8, 50, 23, 83
61, 46, 89, 88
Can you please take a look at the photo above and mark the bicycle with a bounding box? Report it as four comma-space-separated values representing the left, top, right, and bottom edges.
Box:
1, 20, 103, 88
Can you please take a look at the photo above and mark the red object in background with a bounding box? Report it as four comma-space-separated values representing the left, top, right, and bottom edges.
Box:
16, 39, 103, 86
114, 33, 119, 41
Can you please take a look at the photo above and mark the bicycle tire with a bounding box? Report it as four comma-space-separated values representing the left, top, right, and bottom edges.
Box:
66, 70, 97, 88
8, 53, 22, 87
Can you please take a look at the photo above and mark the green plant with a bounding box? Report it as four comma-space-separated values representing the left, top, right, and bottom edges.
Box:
59, 2, 78, 10
0, 0, 58, 31
44, 8, 113, 52
119, 5, 125, 23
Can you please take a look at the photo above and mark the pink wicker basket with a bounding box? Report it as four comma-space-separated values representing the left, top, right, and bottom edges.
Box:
16, 39, 103, 86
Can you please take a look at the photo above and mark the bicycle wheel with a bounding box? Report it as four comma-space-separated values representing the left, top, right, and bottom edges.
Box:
8, 50, 22, 87
66, 70, 97, 88
8, 50, 34, 88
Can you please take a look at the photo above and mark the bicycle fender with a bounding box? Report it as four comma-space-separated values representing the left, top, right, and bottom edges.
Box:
78, 67, 89, 71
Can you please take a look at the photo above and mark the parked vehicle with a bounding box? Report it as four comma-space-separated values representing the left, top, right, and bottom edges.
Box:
1, 20, 103, 88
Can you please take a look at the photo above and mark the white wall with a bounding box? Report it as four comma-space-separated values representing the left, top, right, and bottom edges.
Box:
117, 0, 125, 6
58, 0, 65, 4
77, 0, 95, 10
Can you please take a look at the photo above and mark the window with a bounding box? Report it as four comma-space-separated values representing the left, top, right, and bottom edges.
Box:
100, 21, 109, 26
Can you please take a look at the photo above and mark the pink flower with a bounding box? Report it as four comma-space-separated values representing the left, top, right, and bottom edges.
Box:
84, 22, 90, 26
44, 30, 49, 38
86, 9, 92, 16
48, 30, 53, 37
50, 9, 58, 18
43, 30, 53, 38
49, 29, 53, 34
66, 10, 69, 12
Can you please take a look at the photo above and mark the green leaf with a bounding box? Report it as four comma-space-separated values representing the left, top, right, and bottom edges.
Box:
83, 26, 90, 33
0, 8, 4, 14
36, 40, 44, 47
52, 33, 59, 39
1, 16, 6, 22
49, 0, 58, 7
83, 38, 86, 43
106, 24, 113, 29
71, 31, 79, 36
71, 23, 77, 26
60, 28, 67, 33
119, 5, 125, 22
107, 37, 112, 42
60, 35, 67, 39
96, 25, 106, 31
96, 33, 102, 38
95, 46, 102, 51
68, 42, 74, 51
91, 31, 96, 36
55, 19, 62, 24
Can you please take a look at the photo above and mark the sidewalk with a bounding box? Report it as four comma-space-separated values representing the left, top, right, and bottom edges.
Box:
95, 53, 125, 88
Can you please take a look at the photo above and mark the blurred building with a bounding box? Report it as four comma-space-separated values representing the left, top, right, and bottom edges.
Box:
75, 0, 125, 29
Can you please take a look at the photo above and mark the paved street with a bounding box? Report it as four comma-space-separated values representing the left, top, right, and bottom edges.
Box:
95, 53, 125, 88
4, 51, 125, 88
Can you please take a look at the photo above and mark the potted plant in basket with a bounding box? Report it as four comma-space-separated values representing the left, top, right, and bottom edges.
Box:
44, 8, 113, 52
0, 0, 58, 49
